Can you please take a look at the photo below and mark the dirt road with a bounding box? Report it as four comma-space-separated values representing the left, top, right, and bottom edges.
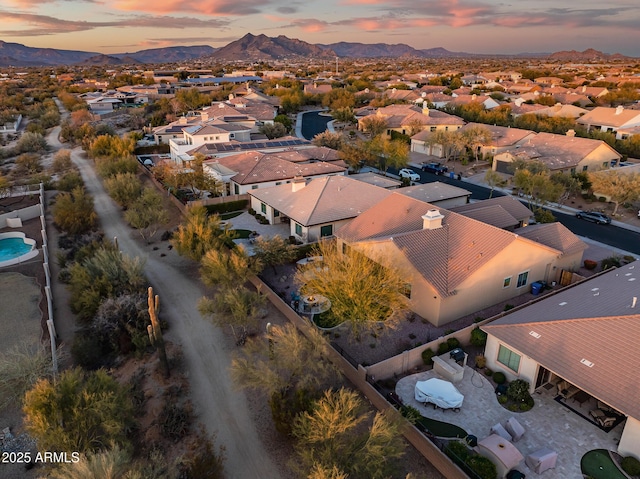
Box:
48, 102, 282, 477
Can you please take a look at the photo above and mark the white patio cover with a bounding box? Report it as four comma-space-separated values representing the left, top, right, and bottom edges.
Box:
414, 378, 464, 409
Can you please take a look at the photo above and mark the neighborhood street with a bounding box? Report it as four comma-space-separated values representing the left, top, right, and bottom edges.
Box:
49, 104, 283, 478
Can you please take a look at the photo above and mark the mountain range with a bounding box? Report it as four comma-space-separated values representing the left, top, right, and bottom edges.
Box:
0, 34, 632, 67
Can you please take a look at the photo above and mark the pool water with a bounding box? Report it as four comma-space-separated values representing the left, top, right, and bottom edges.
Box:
0, 237, 33, 262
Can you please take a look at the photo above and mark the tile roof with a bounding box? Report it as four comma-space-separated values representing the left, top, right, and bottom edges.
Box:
517, 222, 587, 256
349, 172, 402, 189
362, 104, 464, 128
206, 152, 345, 184
459, 123, 535, 147
451, 204, 519, 229
249, 175, 392, 226
397, 182, 471, 204
483, 262, 640, 419
577, 106, 640, 128
449, 196, 533, 222
336, 193, 517, 296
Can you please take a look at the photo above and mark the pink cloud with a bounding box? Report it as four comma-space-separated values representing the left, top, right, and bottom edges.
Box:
113, 0, 264, 15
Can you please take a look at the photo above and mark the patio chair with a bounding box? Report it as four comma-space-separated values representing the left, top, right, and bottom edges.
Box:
505, 417, 525, 442
490, 423, 513, 442
590, 409, 617, 428
597, 400, 615, 414
556, 380, 579, 399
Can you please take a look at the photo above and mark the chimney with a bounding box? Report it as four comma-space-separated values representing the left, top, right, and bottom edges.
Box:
422, 103, 430, 116
228, 93, 234, 100
472, 94, 477, 101
201, 112, 209, 122
179, 116, 188, 125
566, 129, 576, 137
422, 209, 444, 230
291, 176, 306, 192
615, 105, 624, 115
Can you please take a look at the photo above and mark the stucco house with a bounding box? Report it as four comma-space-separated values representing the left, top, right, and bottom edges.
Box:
577, 106, 640, 134
335, 193, 585, 326
249, 175, 392, 244
358, 103, 464, 138
202, 151, 346, 195
493, 131, 622, 174
482, 261, 640, 460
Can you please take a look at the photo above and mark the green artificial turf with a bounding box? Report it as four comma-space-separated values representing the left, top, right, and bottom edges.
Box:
581, 449, 627, 479
220, 211, 243, 220
416, 415, 468, 439
231, 229, 253, 239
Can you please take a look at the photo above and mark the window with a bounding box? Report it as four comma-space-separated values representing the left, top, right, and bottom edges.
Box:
570, 167, 576, 174
295, 223, 302, 236
320, 224, 333, 237
251, 185, 258, 190
275, 182, 282, 186
402, 283, 412, 298
430, 126, 437, 132
233, 184, 239, 194
497, 345, 521, 372
261, 203, 266, 214
516, 271, 529, 288
274, 210, 279, 217
503, 277, 511, 288
602, 162, 609, 168
582, 165, 588, 172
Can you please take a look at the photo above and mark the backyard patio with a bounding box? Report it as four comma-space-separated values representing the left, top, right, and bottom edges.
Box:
396, 367, 624, 478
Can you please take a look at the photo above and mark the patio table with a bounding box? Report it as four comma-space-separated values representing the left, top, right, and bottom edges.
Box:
573, 390, 590, 406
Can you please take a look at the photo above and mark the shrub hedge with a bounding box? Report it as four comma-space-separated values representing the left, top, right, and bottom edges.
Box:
205, 199, 248, 215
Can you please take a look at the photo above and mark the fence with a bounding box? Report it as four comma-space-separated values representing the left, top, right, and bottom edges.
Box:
249, 275, 470, 479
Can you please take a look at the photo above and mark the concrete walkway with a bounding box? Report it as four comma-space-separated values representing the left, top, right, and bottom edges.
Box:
397, 368, 623, 478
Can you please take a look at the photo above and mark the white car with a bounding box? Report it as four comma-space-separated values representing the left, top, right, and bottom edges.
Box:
398, 168, 420, 182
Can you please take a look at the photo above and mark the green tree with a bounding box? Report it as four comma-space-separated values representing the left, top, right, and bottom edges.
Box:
259, 122, 288, 139
274, 114, 293, 131
359, 116, 387, 137
198, 286, 266, 342
462, 124, 493, 162
89, 134, 135, 160
513, 167, 563, 211
95, 156, 139, 179
200, 246, 263, 289
484, 170, 506, 198
292, 388, 405, 479
252, 235, 297, 274
52, 187, 98, 235
338, 140, 375, 172
124, 187, 169, 243
313, 131, 343, 150
589, 170, 640, 215
12, 153, 43, 177
332, 107, 355, 123
171, 205, 230, 261
23, 368, 135, 453
295, 241, 408, 334
104, 172, 142, 208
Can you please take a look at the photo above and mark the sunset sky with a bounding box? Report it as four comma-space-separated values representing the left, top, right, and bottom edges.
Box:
2, 0, 639, 56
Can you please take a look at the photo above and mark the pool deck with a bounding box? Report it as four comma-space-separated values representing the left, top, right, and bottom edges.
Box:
396, 367, 623, 478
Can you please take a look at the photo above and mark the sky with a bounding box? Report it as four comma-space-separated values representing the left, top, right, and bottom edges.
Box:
2, 0, 640, 57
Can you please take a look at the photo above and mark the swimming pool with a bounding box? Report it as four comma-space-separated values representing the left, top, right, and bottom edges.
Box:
0, 232, 38, 267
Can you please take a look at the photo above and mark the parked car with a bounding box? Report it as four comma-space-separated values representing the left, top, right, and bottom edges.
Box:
575, 210, 612, 224
421, 162, 449, 175
398, 168, 421, 182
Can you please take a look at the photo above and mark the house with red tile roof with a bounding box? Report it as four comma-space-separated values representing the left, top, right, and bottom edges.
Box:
202, 150, 346, 195
482, 261, 640, 459
249, 175, 392, 244
493, 131, 622, 174
335, 193, 585, 326
358, 104, 464, 138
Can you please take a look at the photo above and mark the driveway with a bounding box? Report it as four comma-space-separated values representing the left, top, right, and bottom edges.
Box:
51, 99, 283, 478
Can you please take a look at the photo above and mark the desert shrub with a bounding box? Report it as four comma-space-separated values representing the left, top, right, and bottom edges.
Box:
445, 440, 471, 463
180, 435, 226, 479
475, 355, 486, 368
484, 369, 493, 377
437, 342, 450, 355
71, 333, 112, 370
506, 379, 530, 402
399, 405, 422, 424
470, 327, 487, 347
421, 348, 435, 365
446, 337, 460, 350
269, 388, 316, 436
52, 187, 98, 235
160, 401, 192, 442
534, 208, 556, 224
492, 372, 506, 384
601, 255, 622, 271
466, 455, 497, 479
55, 171, 84, 192
622, 456, 640, 476
498, 395, 508, 404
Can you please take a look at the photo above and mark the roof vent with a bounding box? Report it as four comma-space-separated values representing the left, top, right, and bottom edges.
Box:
529, 331, 541, 339
580, 358, 594, 368
615, 105, 624, 115
559, 301, 567, 306
632, 297, 637, 308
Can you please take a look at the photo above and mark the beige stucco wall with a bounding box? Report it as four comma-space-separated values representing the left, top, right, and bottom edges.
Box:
618, 417, 640, 459
484, 335, 538, 386
348, 235, 559, 327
